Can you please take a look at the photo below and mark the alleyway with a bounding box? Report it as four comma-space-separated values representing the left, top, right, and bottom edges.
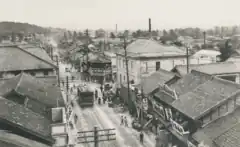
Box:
59, 62, 156, 147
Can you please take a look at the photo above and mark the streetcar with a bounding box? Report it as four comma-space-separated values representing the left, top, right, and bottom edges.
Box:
77, 86, 94, 108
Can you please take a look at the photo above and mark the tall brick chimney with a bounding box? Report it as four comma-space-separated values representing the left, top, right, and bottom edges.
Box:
149, 18, 151, 33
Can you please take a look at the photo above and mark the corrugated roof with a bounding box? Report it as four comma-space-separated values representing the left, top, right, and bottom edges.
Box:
172, 77, 240, 119
18, 45, 56, 67
0, 46, 56, 72
117, 39, 186, 57
172, 62, 240, 76
136, 69, 177, 94
192, 107, 240, 147
0, 73, 64, 107
0, 97, 52, 139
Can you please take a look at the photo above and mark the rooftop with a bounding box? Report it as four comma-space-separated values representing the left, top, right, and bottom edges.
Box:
117, 39, 186, 58
0, 72, 64, 107
0, 97, 52, 139
135, 69, 177, 94
0, 130, 50, 147
171, 62, 240, 77
172, 77, 240, 119
0, 46, 56, 72
192, 107, 240, 147
18, 44, 56, 67
154, 70, 211, 104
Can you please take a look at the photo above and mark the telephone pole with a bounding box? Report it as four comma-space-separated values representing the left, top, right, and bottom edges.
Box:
66, 76, 69, 103
186, 46, 189, 73
123, 37, 131, 112
56, 55, 60, 87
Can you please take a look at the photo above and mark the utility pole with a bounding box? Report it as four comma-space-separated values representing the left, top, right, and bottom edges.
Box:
66, 76, 69, 103
51, 46, 54, 60
123, 37, 131, 112
56, 55, 60, 87
186, 46, 189, 73
77, 127, 116, 147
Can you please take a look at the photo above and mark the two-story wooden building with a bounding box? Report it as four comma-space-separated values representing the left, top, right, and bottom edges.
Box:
0, 45, 58, 85
151, 70, 240, 147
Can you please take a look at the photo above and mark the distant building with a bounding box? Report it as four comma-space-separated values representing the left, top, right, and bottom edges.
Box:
191, 49, 220, 64
171, 62, 240, 83
116, 39, 187, 86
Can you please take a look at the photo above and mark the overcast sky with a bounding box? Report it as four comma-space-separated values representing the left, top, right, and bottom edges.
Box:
0, 0, 239, 30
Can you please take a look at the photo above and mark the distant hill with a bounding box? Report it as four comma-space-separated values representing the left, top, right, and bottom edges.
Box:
0, 21, 49, 35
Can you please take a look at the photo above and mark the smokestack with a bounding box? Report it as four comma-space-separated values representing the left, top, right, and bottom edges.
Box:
115, 24, 118, 34
203, 31, 206, 46
149, 18, 151, 33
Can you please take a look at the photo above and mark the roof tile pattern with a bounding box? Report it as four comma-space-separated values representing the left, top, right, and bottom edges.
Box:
0, 73, 64, 107
172, 77, 240, 119
0, 46, 55, 72
0, 97, 51, 137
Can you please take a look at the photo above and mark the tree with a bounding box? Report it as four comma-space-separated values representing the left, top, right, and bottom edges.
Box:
78, 32, 83, 37
163, 30, 168, 36
110, 32, 116, 39
169, 29, 178, 40
84, 29, 89, 37
68, 31, 72, 38
219, 39, 233, 61
11, 32, 16, 42
73, 31, 77, 41
64, 32, 68, 40
18, 33, 24, 42
123, 30, 129, 37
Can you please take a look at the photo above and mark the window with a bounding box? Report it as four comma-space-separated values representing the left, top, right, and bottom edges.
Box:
123, 60, 125, 68
124, 76, 125, 81
0, 72, 3, 78
120, 74, 122, 84
44, 71, 48, 76
156, 62, 160, 71
131, 61, 134, 69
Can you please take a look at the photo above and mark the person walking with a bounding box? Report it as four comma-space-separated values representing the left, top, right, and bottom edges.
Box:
120, 115, 124, 125
140, 131, 144, 144
95, 89, 98, 100
124, 116, 128, 127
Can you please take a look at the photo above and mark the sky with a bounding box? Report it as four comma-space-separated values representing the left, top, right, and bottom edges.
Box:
0, 0, 240, 30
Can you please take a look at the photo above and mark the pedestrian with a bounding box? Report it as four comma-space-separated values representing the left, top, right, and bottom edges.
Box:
140, 131, 144, 144
95, 89, 98, 100
62, 80, 65, 86
120, 115, 124, 125
124, 116, 128, 127
98, 97, 101, 104
100, 85, 103, 93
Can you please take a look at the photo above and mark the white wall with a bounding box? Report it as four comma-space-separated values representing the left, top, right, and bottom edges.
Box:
53, 135, 67, 147
116, 55, 186, 85
51, 124, 67, 135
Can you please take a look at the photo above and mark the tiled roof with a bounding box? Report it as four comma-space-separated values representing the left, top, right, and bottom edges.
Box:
0, 130, 50, 147
171, 62, 240, 77
169, 70, 212, 96
172, 77, 240, 119
213, 123, 240, 147
88, 54, 111, 63
154, 89, 175, 104
136, 69, 177, 94
0, 46, 56, 72
192, 107, 240, 147
117, 39, 186, 57
18, 45, 56, 67
0, 97, 52, 139
0, 73, 64, 107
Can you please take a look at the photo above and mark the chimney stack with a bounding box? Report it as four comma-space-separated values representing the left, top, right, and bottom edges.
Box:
149, 18, 151, 33
115, 24, 118, 34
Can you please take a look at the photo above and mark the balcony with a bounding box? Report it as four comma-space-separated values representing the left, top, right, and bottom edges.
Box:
90, 68, 112, 76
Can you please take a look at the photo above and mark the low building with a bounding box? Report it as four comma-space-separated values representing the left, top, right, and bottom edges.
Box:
0, 45, 58, 85
171, 62, 240, 83
0, 97, 54, 146
116, 39, 187, 86
0, 73, 64, 118
191, 49, 220, 64
150, 70, 240, 147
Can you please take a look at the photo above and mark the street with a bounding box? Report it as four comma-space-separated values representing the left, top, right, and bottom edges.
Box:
59, 61, 156, 147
